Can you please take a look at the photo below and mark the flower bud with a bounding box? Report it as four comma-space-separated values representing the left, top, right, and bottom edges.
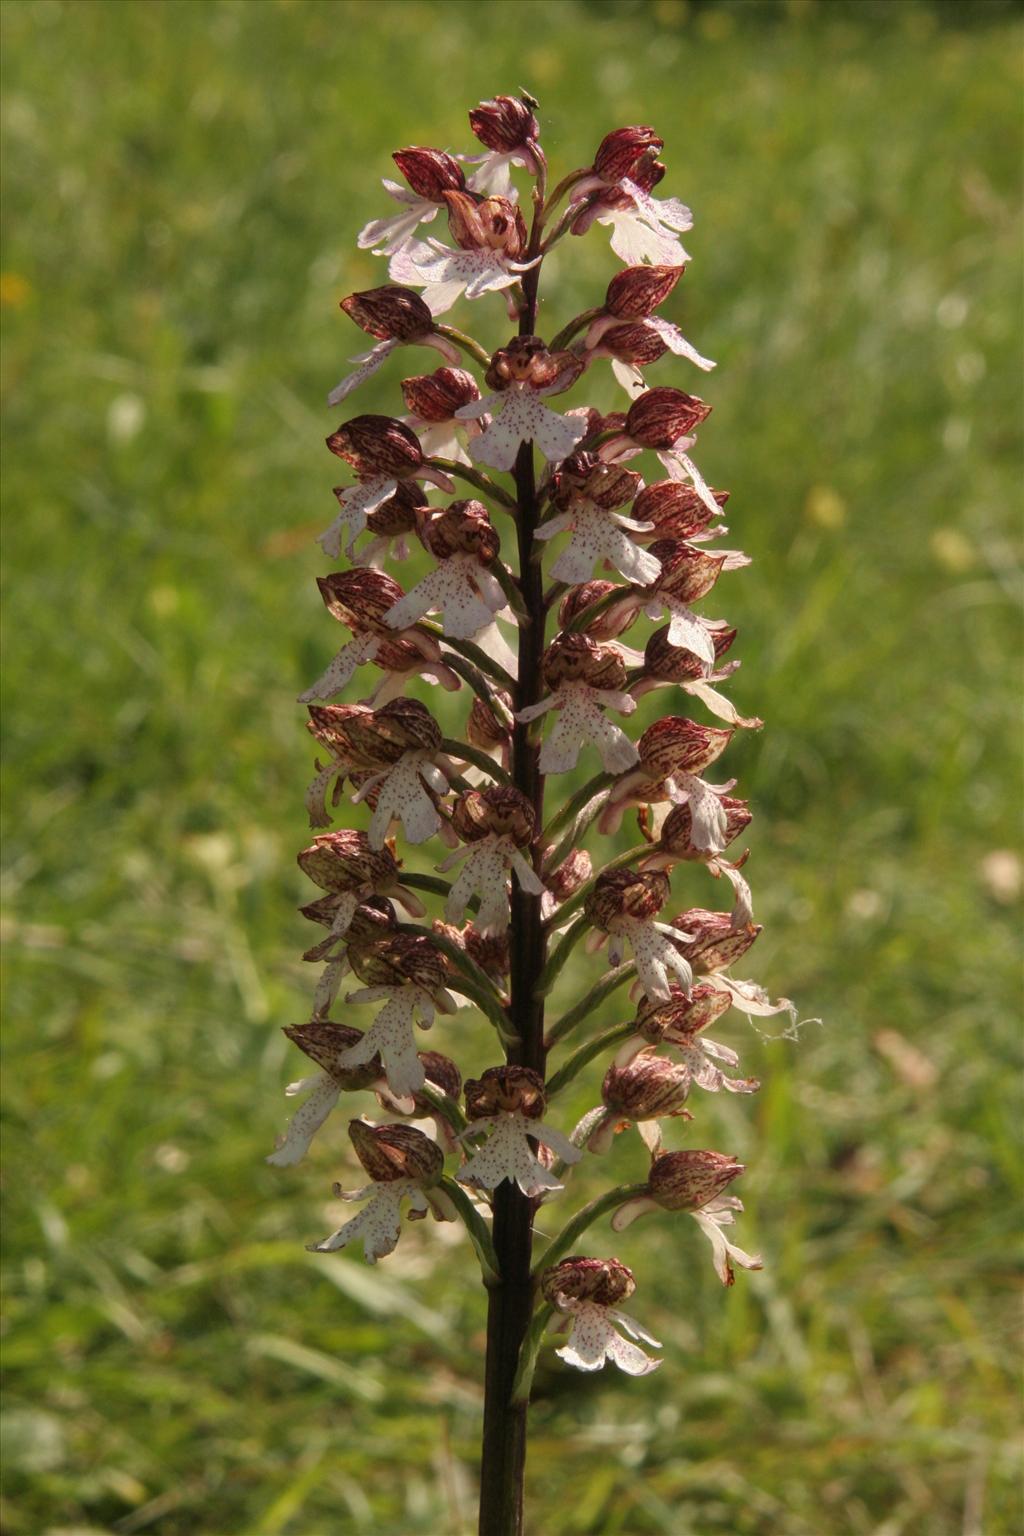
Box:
340, 286, 435, 342
466, 689, 513, 749
585, 869, 670, 929
326, 415, 424, 477
451, 786, 535, 845
373, 697, 443, 754
464, 1065, 546, 1120
444, 191, 528, 257
649, 541, 726, 603
393, 146, 465, 201
420, 499, 499, 563
463, 924, 511, 981
545, 848, 593, 904
647, 1149, 745, 1211
364, 480, 428, 537
558, 581, 638, 640
593, 126, 664, 183
298, 893, 395, 937
638, 717, 733, 778
306, 703, 395, 766
298, 828, 400, 892
634, 984, 732, 1043
670, 909, 762, 971
541, 1254, 636, 1307
401, 366, 481, 422
625, 387, 711, 447
348, 1119, 445, 1185
605, 265, 684, 321
349, 930, 449, 991
469, 94, 538, 152
598, 323, 668, 367
633, 481, 728, 539
283, 1020, 383, 1089
542, 633, 627, 691
602, 1054, 691, 1120
485, 335, 582, 394
643, 625, 737, 682
417, 1049, 463, 1102
659, 798, 751, 860
315, 569, 405, 632
550, 452, 642, 512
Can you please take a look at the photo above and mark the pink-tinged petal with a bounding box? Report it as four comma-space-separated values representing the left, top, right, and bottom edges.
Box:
588, 712, 642, 774
663, 602, 717, 668
691, 1208, 763, 1286
646, 316, 715, 372
709, 975, 797, 1022
457, 1112, 564, 1197
310, 1182, 409, 1263
532, 1120, 583, 1164
341, 991, 427, 1099
319, 478, 397, 558
305, 759, 342, 829
619, 180, 694, 234
327, 340, 398, 408
266, 1073, 341, 1167
368, 757, 442, 848
610, 1307, 663, 1350
683, 679, 763, 730
299, 637, 380, 703
610, 1195, 660, 1232
357, 202, 434, 254
660, 446, 721, 517
556, 1302, 661, 1375
516, 696, 556, 724
602, 209, 689, 267
679, 774, 730, 855
610, 357, 648, 397
509, 849, 546, 898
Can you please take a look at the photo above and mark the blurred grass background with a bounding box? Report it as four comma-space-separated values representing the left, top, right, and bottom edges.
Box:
2, 0, 1021, 1532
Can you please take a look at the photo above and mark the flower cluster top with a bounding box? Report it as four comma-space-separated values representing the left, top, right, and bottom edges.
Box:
267, 94, 795, 1382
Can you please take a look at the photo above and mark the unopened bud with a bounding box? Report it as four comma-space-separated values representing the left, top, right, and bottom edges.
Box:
659, 798, 750, 859
602, 1054, 691, 1120
340, 286, 434, 341
349, 930, 449, 991
593, 125, 664, 183
598, 323, 668, 367
585, 869, 670, 929
558, 581, 638, 639
348, 1120, 444, 1184
542, 633, 627, 691
451, 786, 535, 845
373, 697, 443, 753
393, 146, 465, 201
638, 717, 732, 778
467, 689, 513, 749
283, 1021, 382, 1089
545, 848, 593, 904
670, 909, 761, 971
469, 94, 538, 152
647, 1149, 745, 1211
625, 387, 711, 447
634, 984, 732, 1043
541, 1254, 636, 1307
315, 569, 405, 632
298, 828, 400, 891
401, 366, 480, 422
649, 541, 726, 603
633, 481, 728, 539
485, 335, 582, 394
464, 1065, 545, 1120
605, 265, 684, 320
444, 191, 528, 257
551, 452, 641, 512
421, 499, 499, 563
643, 625, 737, 682
326, 415, 424, 477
